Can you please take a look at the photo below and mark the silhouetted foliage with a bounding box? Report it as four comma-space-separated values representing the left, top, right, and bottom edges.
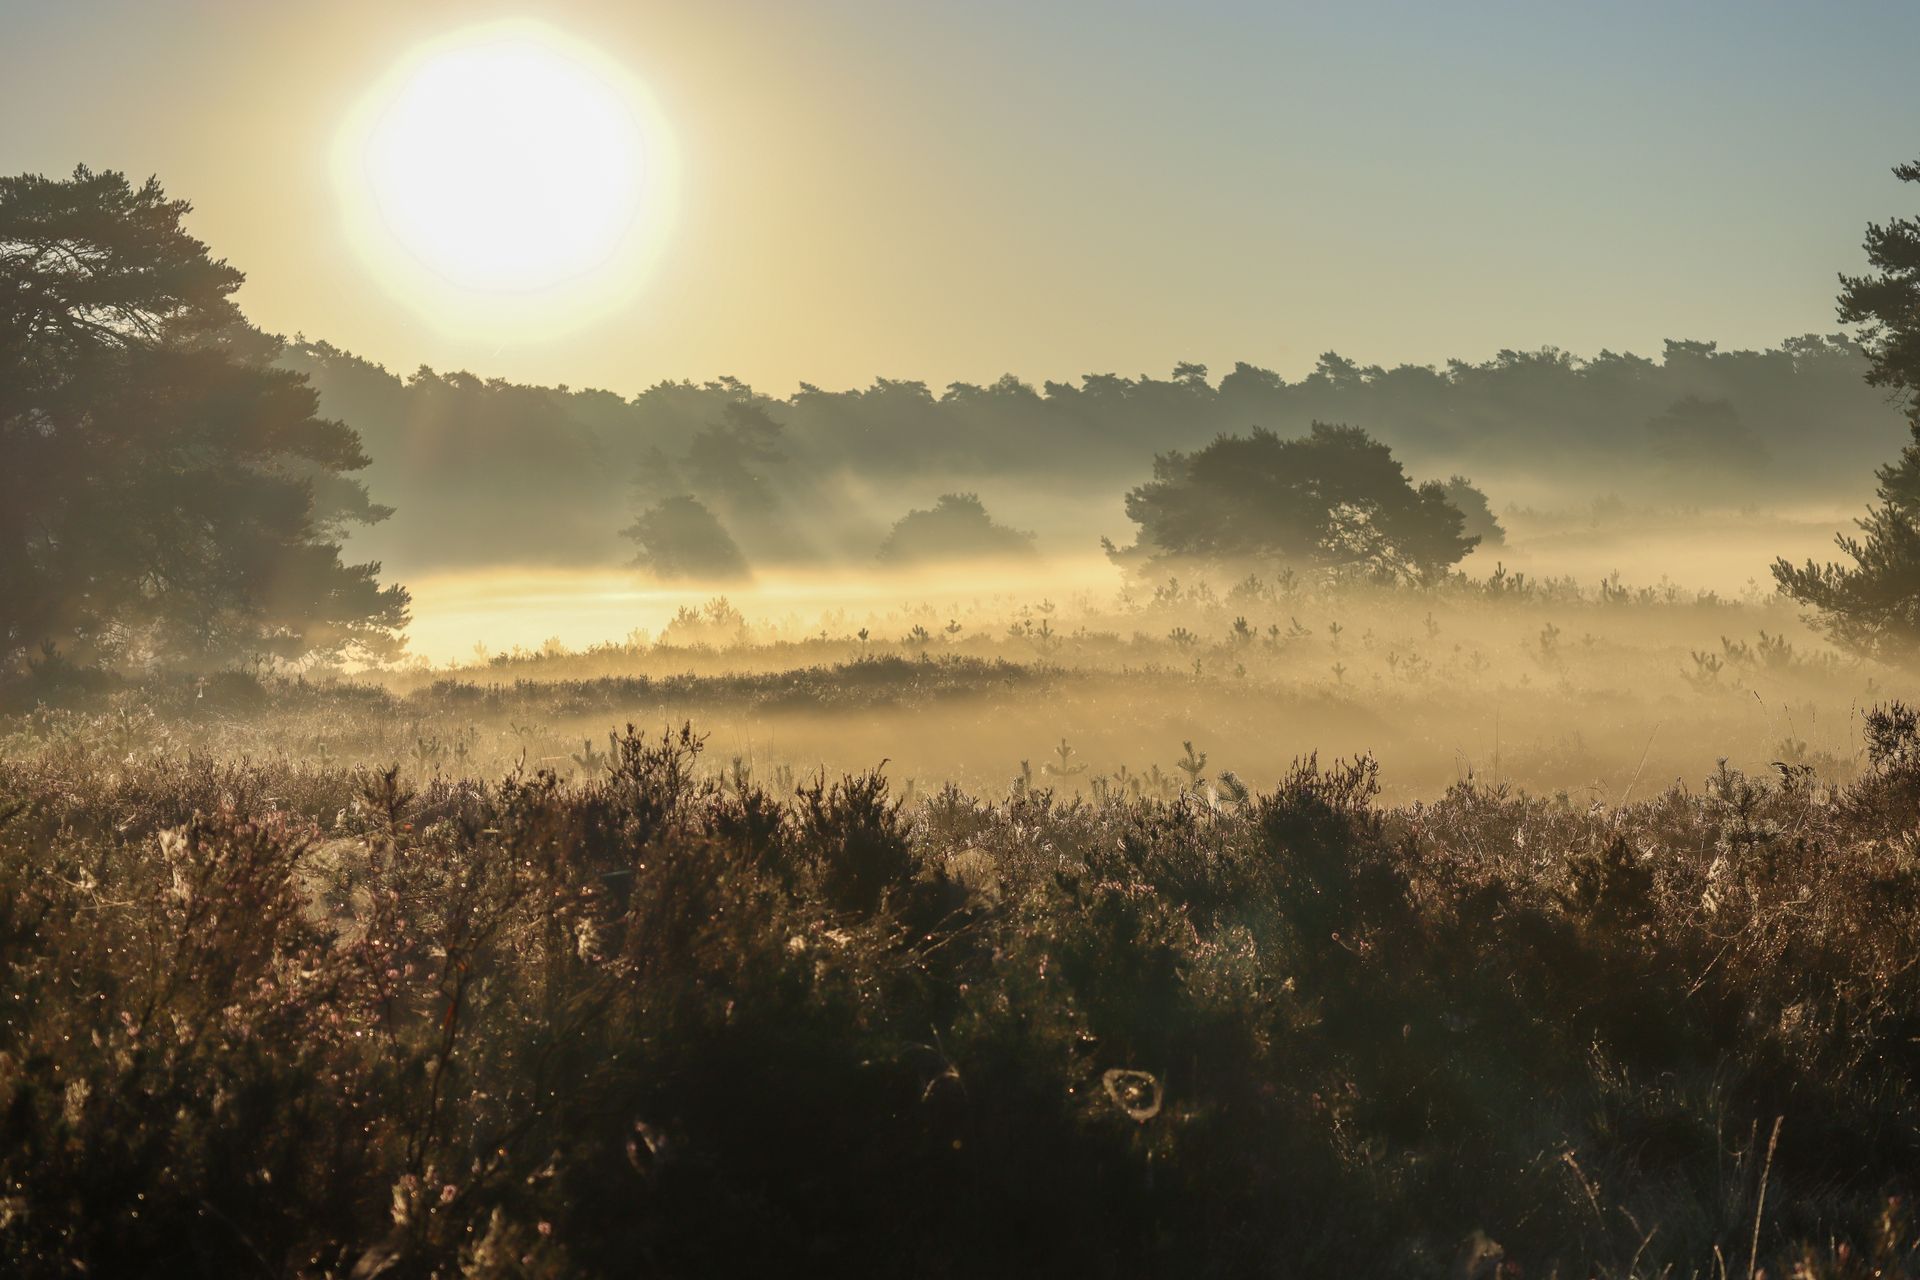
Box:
1646, 394, 1769, 483
1440, 475, 1505, 547
0, 168, 407, 670
1775, 158, 1920, 662
281, 339, 1900, 574
1110, 423, 1477, 582
685, 401, 784, 511
1839, 159, 1920, 426
876, 492, 1036, 564
1773, 460, 1920, 663
622, 494, 750, 581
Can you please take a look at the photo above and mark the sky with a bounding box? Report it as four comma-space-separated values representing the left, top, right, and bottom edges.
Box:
2, 0, 1917, 396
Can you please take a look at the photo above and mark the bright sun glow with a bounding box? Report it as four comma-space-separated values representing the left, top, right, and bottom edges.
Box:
337, 23, 673, 332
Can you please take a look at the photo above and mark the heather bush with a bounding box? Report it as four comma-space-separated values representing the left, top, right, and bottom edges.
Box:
2, 719, 1918, 1276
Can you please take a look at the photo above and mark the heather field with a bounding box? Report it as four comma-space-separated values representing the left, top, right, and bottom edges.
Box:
5, 697, 1920, 1276
5, 567, 1920, 1276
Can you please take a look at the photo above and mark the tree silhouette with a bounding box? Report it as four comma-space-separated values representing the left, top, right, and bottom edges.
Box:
877, 493, 1036, 564
1646, 395, 1768, 484
685, 400, 785, 514
1775, 158, 1920, 661
0, 167, 407, 669
285, 329, 1895, 577
1440, 476, 1504, 548
623, 494, 750, 581
1109, 424, 1477, 582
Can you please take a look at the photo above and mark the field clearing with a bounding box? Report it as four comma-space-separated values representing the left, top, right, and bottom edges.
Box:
8, 571, 1895, 806
392, 506, 1856, 660
7, 690, 1920, 1275
49, 509, 1816, 802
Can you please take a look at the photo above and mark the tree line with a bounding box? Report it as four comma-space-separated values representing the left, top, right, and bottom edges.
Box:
281, 327, 1899, 572
9, 161, 1920, 672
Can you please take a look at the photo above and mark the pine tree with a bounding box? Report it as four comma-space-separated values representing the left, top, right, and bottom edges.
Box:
1774, 159, 1920, 661
0, 167, 408, 668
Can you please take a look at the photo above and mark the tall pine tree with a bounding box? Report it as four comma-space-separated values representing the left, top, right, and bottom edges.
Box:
1775, 159, 1920, 662
0, 167, 408, 669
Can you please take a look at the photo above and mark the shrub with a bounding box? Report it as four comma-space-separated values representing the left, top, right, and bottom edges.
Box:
2, 717, 1918, 1275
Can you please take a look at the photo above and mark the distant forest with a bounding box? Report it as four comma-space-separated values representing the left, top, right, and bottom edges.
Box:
285, 334, 1902, 571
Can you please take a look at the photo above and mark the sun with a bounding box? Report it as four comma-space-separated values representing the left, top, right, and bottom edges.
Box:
365, 36, 643, 293
337, 23, 673, 330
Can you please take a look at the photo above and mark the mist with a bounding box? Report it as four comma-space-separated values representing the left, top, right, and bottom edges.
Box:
13, 9, 1920, 1273
285, 334, 1902, 581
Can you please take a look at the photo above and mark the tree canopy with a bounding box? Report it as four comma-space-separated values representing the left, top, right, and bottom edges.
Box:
622, 494, 750, 582
876, 493, 1037, 565
1646, 395, 1768, 485
0, 167, 407, 670
1774, 158, 1920, 663
1440, 476, 1505, 548
1837, 159, 1920, 425
1109, 424, 1477, 582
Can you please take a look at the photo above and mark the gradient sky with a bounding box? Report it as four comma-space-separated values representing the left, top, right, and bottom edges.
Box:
3, 0, 1916, 395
